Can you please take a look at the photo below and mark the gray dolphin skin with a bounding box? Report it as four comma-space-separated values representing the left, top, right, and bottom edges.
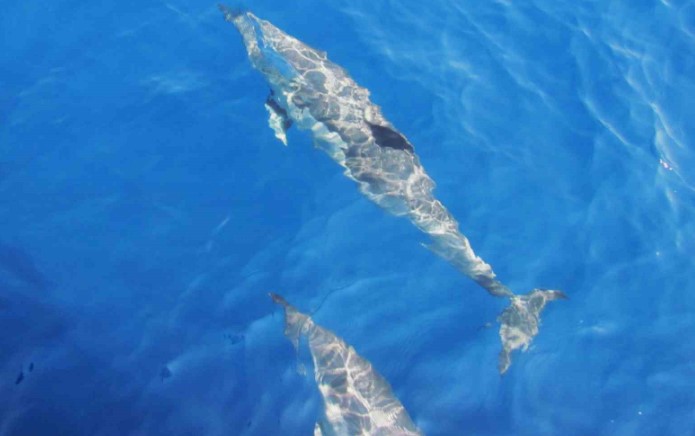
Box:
270, 293, 423, 436
221, 6, 566, 373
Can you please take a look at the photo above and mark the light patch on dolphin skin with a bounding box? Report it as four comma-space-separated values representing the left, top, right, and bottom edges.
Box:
221, 6, 565, 373
270, 293, 423, 436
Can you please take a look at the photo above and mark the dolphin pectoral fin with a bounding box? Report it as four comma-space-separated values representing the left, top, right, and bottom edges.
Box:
264, 91, 292, 146
497, 288, 566, 374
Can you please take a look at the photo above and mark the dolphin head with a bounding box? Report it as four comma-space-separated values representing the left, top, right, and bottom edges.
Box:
221, 6, 302, 87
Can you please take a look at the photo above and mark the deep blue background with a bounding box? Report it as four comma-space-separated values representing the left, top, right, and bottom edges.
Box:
1, 0, 694, 435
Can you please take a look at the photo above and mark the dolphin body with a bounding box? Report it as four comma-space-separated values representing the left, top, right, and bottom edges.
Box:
221, 6, 566, 373
270, 293, 423, 436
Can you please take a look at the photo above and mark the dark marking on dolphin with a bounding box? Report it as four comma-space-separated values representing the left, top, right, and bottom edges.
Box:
15, 370, 24, 385
366, 122, 414, 153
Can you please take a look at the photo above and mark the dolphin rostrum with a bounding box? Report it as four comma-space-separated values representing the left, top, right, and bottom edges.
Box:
270, 293, 423, 436
221, 6, 566, 373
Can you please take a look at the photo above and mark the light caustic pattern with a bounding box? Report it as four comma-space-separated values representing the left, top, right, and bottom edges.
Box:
222, 6, 565, 374
270, 293, 422, 436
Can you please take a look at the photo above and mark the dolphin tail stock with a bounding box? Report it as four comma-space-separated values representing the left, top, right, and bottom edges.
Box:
497, 288, 567, 374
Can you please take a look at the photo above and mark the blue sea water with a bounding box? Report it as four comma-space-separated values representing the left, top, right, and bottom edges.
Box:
1, 0, 695, 435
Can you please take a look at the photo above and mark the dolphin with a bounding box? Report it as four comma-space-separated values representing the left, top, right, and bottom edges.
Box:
221, 6, 566, 373
270, 293, 423, 436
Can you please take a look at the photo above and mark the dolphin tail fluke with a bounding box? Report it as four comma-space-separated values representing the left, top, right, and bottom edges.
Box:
497, 288, 567, 374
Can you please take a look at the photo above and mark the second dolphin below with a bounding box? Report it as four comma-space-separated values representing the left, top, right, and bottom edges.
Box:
221, 6, 566, 373
270, 293, 423, 436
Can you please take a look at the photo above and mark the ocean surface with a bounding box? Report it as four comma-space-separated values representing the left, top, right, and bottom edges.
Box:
2, 0, 694, 435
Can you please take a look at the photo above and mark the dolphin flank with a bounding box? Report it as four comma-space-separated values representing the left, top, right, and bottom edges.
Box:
221, 6, 565, 373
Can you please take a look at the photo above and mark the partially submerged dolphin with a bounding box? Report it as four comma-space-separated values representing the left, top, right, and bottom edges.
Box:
221, 6, 566, 373
270, 293, 423, 436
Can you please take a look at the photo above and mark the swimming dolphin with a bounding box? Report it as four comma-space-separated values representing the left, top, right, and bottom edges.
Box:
221, 6, 566, 373
270, 293, 423, 436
